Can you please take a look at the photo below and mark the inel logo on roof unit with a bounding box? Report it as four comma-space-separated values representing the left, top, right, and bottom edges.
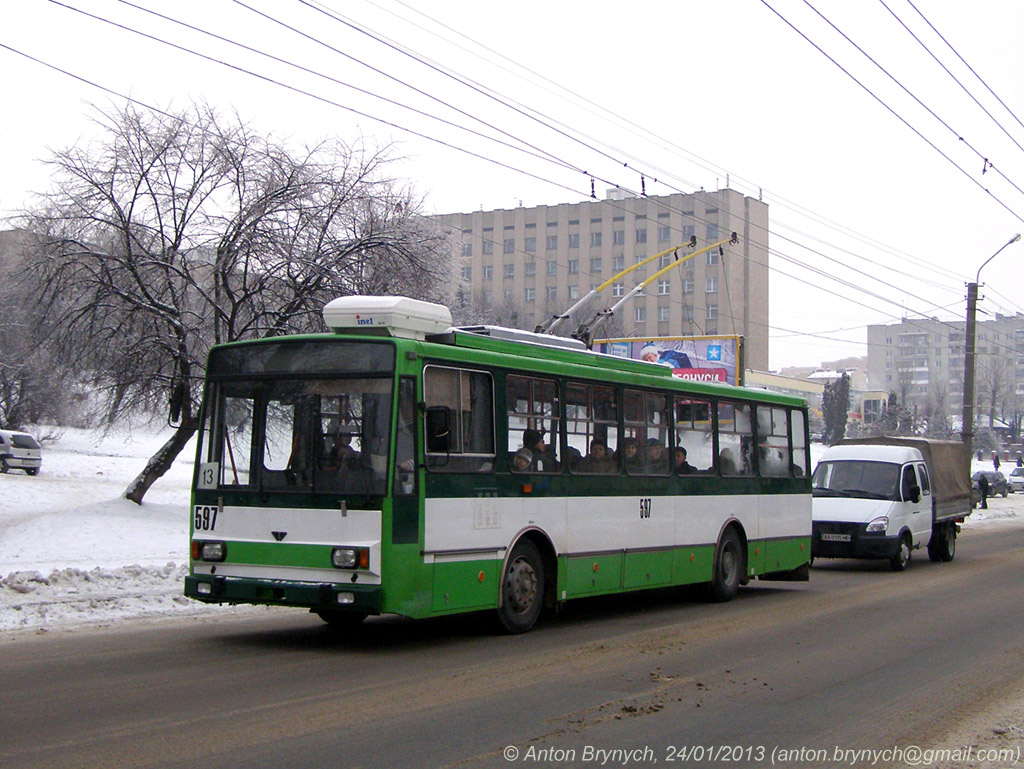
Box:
356, 316, 374, 325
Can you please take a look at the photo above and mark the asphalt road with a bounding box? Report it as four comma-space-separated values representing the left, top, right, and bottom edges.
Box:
2, 524, 1022, 769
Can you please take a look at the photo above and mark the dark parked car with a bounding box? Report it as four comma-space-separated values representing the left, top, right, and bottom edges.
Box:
972, 470, 1009, 502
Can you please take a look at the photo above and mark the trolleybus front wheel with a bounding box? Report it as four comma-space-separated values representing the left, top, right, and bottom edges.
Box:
497, 539, 544, 634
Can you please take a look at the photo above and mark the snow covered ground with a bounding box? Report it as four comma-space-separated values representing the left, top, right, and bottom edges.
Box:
1, 428, 1022, 637
0, 425, 269, 636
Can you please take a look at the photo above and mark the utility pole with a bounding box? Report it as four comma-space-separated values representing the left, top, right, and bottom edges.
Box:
962, 234, 1021, 455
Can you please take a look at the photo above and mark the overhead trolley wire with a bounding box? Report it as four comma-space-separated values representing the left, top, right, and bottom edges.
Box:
759, 0, 1024, 227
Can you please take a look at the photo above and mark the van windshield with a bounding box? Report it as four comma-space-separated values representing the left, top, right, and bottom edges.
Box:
812, 460, 900, 500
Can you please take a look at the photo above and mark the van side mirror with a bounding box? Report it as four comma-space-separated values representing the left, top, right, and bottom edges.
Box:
425, 406, 451, 454
908, 485, 921, 504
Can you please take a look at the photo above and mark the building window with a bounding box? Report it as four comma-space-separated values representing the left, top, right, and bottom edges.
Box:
524, 237, 536, 252
612, 282, 625, 298
461, 266, 472, 281
682, 279, 694, 294
635, 306, 646, 323
658, 226, 671, 243
590, 257, 602, 273
546, 286, 558, 302
706, 277, 718, 293
658, 279, 670, 295
706, 250, 719, 266
547, 261, 558, 276
568, 233, 580, 249
524, 287, 535, 303
482, 240, 494, 255
682, 224, 695, 239
613, 230, 626, 246
706, 224, 719, 240
706, 304, 718, 320
546, 235, 558, 250
682, 304, 693, 321
504, 264, 515, 279
613, 255, 625, 271
635, 228, 647, 244
568, 285, 580, 300
461, 242, 473, 257
482, 265, 493, 280
659, 306, 670, 322
590, 232, 602, 247
525, 261, 536, 277
659, 254, 673, 268
503, 239, 515, 254
568, 259, 579, 274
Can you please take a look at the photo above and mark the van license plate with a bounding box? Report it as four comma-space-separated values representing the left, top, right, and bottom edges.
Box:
821, 533, 851, 542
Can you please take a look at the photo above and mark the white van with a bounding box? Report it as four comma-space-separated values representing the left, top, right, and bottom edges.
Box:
0, 429, 43, 475
811, 438, 972, 571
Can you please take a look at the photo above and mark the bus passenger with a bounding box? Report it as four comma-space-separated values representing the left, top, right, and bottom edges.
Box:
512, 447, 533, 472
644, 438, 670, 474
720, 448, 739, 476
619, 438, 642, 472
581, 439, 617, 474
523, 428, 558, 472
674, 446, 698, 474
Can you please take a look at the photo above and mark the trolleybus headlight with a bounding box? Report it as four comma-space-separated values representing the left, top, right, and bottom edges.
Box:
331, 546, 369, 569
865, 516, 888, 533
198, 541, 227, 562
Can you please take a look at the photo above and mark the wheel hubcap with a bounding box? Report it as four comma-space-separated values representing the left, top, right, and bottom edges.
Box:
506, 558, 537, 614
721, 546, 736, 579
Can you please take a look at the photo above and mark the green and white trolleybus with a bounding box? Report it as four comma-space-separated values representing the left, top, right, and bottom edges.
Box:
185, 296, 811, 633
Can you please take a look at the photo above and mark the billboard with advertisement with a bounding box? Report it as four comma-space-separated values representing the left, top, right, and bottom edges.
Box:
596, 336, 743, 386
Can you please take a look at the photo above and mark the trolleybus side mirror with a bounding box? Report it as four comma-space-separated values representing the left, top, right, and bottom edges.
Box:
168, 380, 186, 426
425, 406, 451, 454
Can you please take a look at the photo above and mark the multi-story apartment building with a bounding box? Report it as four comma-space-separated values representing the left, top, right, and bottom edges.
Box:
867, 314, 1024, 423
436, 188, 770, 370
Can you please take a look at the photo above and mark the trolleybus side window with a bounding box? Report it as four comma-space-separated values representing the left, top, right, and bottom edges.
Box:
567, 382, 619, 474
423, 366, 495, 472
757, 406, 791, 477
674, 397, 714, 474
507, 375, 560, 473
624, 389, 670, 475
718, 400, 754, 476
791, 409, 808, 477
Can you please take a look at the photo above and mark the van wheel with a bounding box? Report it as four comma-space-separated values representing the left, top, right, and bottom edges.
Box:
497, 539, 544, 634
890, 533, 911, 572
928, 524, 956, 563
26, 468, 38, 476
709, 527, 744, 602
0, 459, 8, 473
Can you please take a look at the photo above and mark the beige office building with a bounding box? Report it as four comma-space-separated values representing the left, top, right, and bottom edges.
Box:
437, 188, 770, 370
867, 314, 1024, 420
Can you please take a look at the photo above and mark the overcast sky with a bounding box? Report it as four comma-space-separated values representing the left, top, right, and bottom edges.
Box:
4, 0, 1024, 369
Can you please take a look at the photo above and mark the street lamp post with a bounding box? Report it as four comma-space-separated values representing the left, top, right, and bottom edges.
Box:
961, 233, 1021, 452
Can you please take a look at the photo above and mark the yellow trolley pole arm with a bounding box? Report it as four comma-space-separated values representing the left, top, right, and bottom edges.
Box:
573, 232, 738, 347
539, 238, 698, 335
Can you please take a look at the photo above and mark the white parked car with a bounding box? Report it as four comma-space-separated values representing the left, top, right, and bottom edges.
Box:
1009, 466, 1024, 494
0, 429, 42, 475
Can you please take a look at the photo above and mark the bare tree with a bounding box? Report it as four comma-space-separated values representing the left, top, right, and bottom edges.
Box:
21, 103, 452, 503
977, 353, 1012, 431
